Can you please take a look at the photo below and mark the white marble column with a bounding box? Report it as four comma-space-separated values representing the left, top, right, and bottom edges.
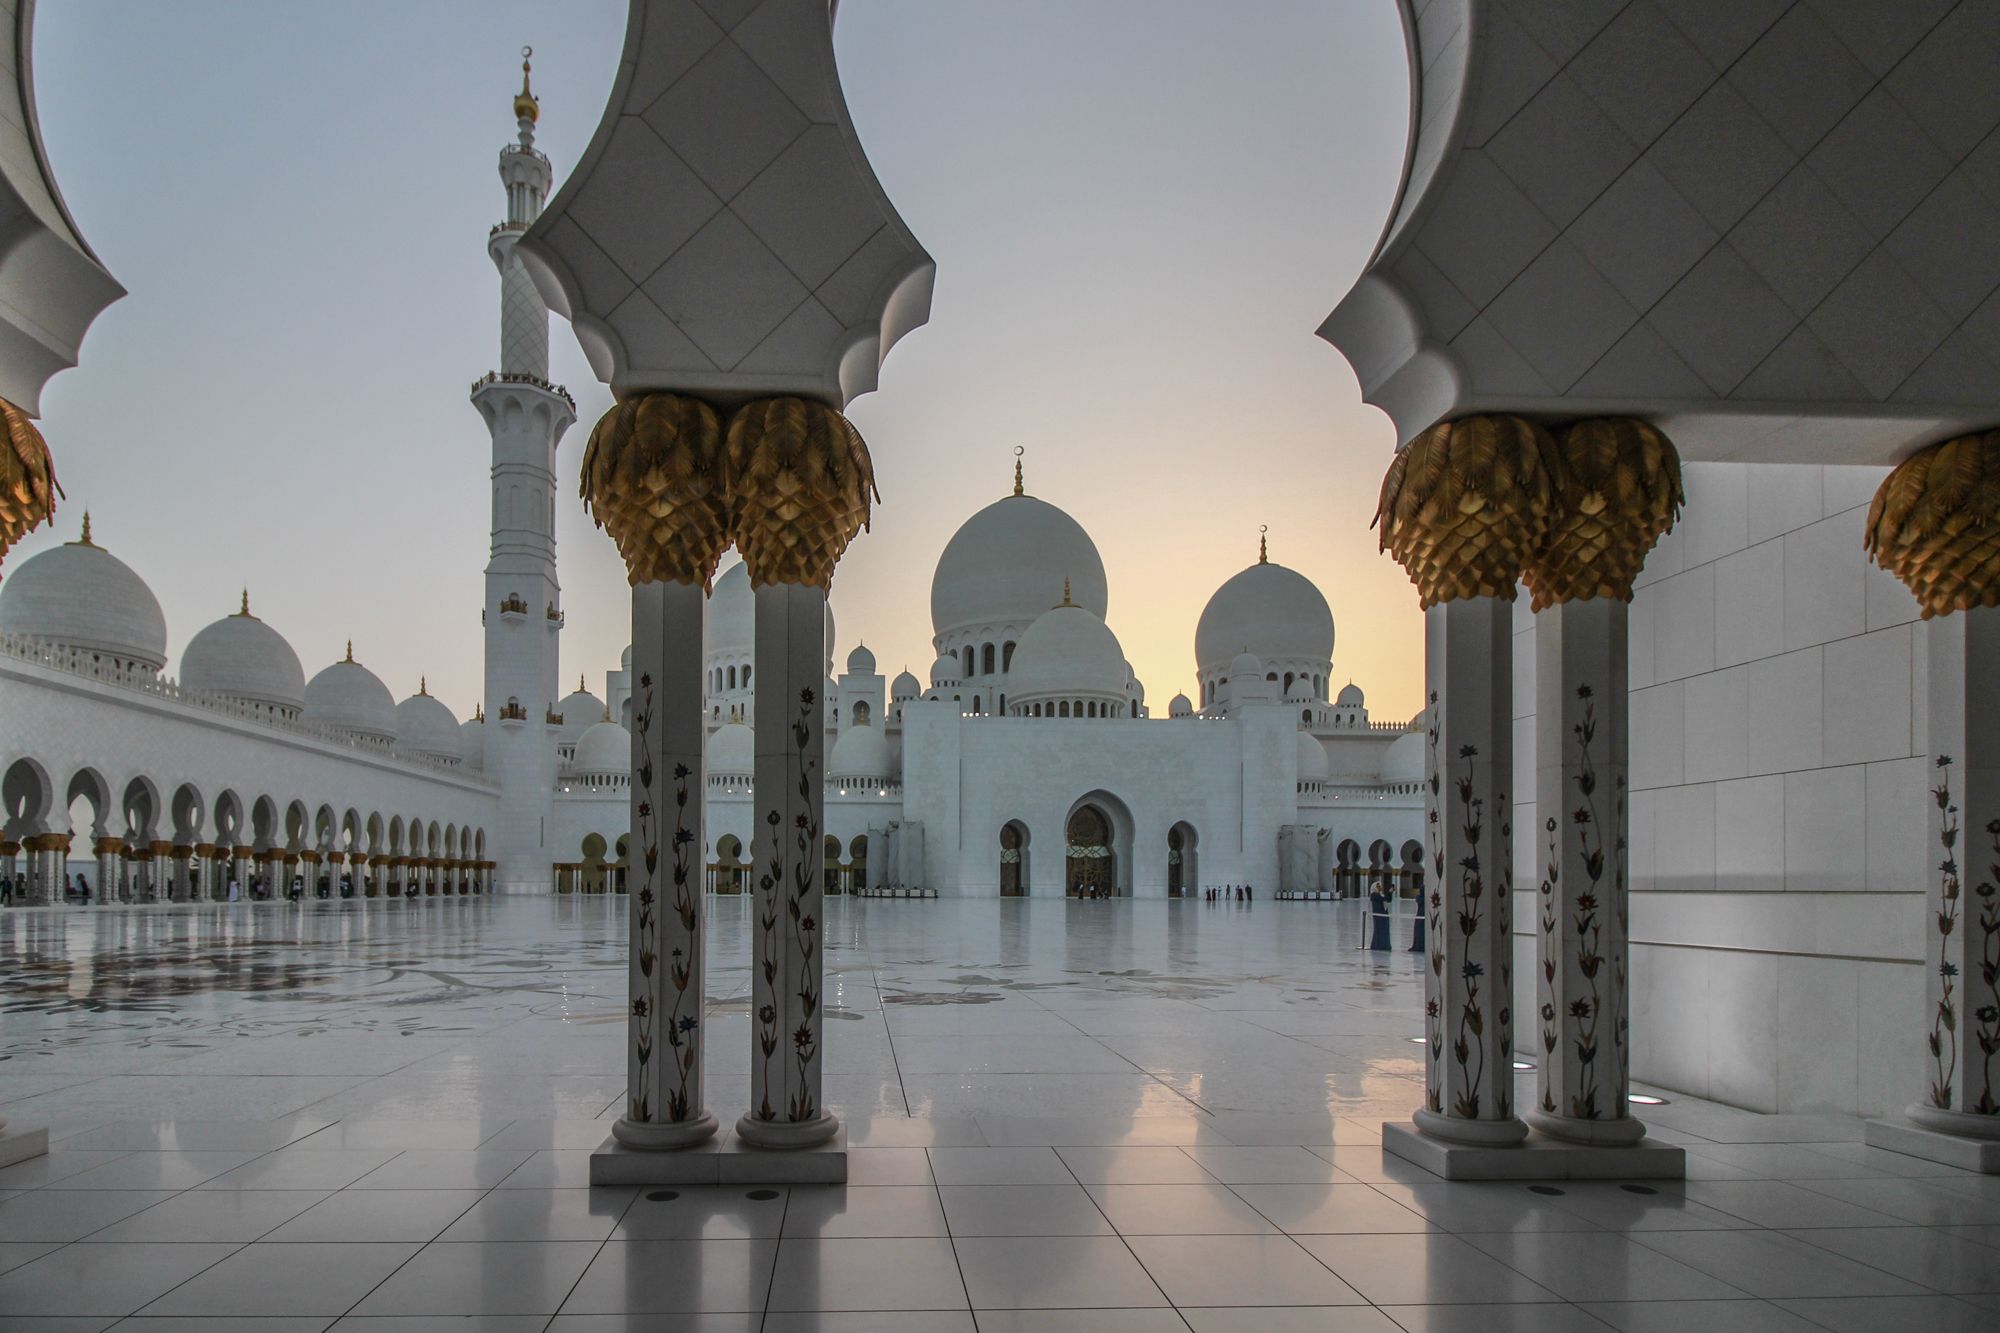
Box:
1411, 596, 1526, 1147
614, 580, 719, 1149
738, 581, 838, 1148
1529, 597, 1643, 1144
1909, 608, 2000, 1137
95, 840, 119, 904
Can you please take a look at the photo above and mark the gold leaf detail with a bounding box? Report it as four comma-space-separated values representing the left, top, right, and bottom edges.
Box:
1374, 414, 1557, 609
580, 393, 730, 588
1864, 430, 2000, 619
1524, 417, 1684, 610
0, 397, 59, 578
724, 397, 877, 592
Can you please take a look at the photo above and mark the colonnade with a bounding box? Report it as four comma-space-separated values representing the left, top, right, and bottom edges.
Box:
1377, 417, 2000, 1176
0, 836, 494, 904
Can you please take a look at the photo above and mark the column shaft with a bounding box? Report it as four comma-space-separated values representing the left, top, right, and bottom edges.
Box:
614, 580, 718, 1148
1914, 607, 2000, 1133
1530, 598, 1643, 1144
738, 581, 837, 1147
1413, 597, 1527, 1146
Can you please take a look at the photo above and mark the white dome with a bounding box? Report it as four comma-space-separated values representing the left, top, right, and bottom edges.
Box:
1337, 681, 1366, 707
0, 528, 167, 670
1229, 650, 1264, 680
395, 688, 463, 761
303, 651, 398, 743
846, 643, 876, 675
708, 721, 754, 775
828, 722, 892, 780
708, 561, 837, 668
930, 493, 1107, 638
1286, 676, 1316, 702
459, 717, 485, 770
1297, 730, 1331, 782
1168, 692, 1193, 718
891, 669, 920, 700
1195, 559, 1334, 677
1383, 730, 1425, 782
573, 720, 631, 774
1007, 602, 1129, 704
929, 653, 961, 685
180, 598, 304, 711
556, 681, 606, 743
620, 644, 633, 670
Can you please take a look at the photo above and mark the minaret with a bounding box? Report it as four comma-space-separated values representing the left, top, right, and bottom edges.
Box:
473, 48, 575, 893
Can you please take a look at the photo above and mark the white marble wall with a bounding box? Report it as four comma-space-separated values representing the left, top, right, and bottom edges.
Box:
1513, 462, 1927, 1117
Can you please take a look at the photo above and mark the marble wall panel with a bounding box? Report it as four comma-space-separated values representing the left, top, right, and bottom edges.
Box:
1631, 942, 1710, 1097
1630, 681, 1686, 790
1713, 774, 1785, 893
1707, 948, 1780, 1111
1746, 462, 1824, 544
1745, 647, 1824, 775
1776, 953, 1859, 1112
1683, 663, 1750, 782
1782, 765, 1867, 892
1783, 514, 1867, 650
1856, 959, 1924, 1117
1822, 625, 1914, 767
1653, 563, 1718, 682
1714, 539, 1785, 668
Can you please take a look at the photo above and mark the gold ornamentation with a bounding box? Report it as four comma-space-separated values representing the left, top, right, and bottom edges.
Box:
0, 397, 60, 576
1865, 430, 2000, 618
514, 47, 538, 124
581, 393, 730, 588
1374, 415, 1557, 609
1013, 445, 1024, 497
724, 397, 876, 591
1525, 418, 1684, 611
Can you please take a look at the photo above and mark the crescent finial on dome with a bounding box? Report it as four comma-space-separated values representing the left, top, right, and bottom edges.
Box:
419, 675, 429, 696
514, 46, 538, 125
1013, 445, 1024, 497
1061, 575, 1072, 607
1259, 524, 1268, 564
344, 639, 354, 663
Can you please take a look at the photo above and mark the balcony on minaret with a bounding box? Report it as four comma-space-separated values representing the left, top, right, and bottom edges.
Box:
497, 698, 530, 724
469, 370, 574, 413
545, 603, 564, 627
496, 594, 529, 620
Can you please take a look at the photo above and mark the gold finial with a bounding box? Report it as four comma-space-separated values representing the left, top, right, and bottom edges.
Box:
344, 639, 354, 664
1060, 575, 1072, 606
1013, 445, 1025, 496
602, 700, 611, 722
69, 511, 95, 548
419, 675, 429, 696
578, 673, 586, 693
514, 46, 539, 124
237, 588, 252, 618
1259, 524, 1268, 564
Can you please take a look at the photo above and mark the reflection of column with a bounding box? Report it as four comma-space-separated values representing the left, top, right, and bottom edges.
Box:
581, 392, 730, 1153
194, 844, 216, 901
1863, 433, 2000, 1170
232, 846, 252, 898
1375, 416, 1553, 1157
1525, 419, 1682, 1146
95, 838, 121, 905
730, 397, 874, 1151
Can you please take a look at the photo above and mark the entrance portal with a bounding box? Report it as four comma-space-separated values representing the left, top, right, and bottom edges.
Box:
1000, 820, 1029, 896
1065, 804, 1114, 897
1167, 821, 1198, 898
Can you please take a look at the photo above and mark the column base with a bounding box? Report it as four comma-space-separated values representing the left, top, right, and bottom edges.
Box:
735, 1111, 840, 1151
611, 1112, 718, 1151
1526, 1108, 1649, 1147
1385, 1120, 1684, 1181
1866, 1109, 2000, 1174
0, 1123, 49, 1169
590, 1125, 846, 1185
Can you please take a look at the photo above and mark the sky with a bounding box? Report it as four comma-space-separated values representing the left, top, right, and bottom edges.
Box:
19, 0, 1420, 722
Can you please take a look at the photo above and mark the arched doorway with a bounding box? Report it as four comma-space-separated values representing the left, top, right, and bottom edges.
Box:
1167, 822, 1198, 898
1397, 838, 1424, 900
1065, 803, 1115, 897
713, 835, 746, 894
824, 834, 843, 894
999, 820, 1030, 896
848, 835, 869, 892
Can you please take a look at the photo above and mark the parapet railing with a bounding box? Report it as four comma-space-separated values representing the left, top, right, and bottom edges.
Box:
468, 370, 576, 411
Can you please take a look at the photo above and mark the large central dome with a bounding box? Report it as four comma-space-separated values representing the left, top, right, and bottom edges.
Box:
1195, 558, 1334, 678
930, 493, 1107, 638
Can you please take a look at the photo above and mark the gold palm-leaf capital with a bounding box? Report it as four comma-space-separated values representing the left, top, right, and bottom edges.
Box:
1864, 429, 2000, 619
724, 397, 877, 592
580, 392, 729, 588
0, 396, 60, 579
1374, 414, 1557, 609
1524, 417, 1684, 611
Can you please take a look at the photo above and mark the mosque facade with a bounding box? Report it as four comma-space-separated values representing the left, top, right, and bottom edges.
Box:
0, 76, 1421, 904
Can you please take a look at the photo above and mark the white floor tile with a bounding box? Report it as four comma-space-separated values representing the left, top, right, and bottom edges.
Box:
83, 1188, 328, 1242
437, 1186, 635, 1241
0, 1189, 178, 1241
1230, 1182, 1433, 1234
1631, 1228, 1928, 1299
1458, 1230, 1746, 1302
0, 1240, 238, 1316
1124, 1233, 1365, 1307
348, 1239, 600, 1315
612, 1185, 788, 1240
1056, 1146, 1213, 1183
765, 1236, 968, 1311
954, 1234, 1167, 1310
1297, 1230, 1560, 1305
1575, 1300, 1822, 1332
560, 1239, 776, 1313
939, 1183, 1113, 1236
136, 1240, 421, 1316
260, 1189, 485, 1242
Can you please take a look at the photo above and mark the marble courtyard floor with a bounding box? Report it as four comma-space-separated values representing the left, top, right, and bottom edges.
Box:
0, 896, 1993, 1330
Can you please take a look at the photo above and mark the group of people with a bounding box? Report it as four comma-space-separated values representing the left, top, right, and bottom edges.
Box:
0, 872, 93, 905
1070, 880, 1117, 899
1204, 884, 1254, 903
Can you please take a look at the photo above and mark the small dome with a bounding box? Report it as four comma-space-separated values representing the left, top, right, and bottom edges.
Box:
1168, 692, 1193, 718
1297, 730, 1330, 782
706, 563, 754, 654
304, 649, 398, 743
929, 653, 961, 685
1382, 730, 1425, 782
891, 669, 920, 699
620, 643, 633, 670
0, 521, 167, 670
1229, 650, 1264, 680
180, 595, 305, 711
573, 720, 631, 774
1337, 681, 1365, 707
931, 492, 1108, 638
708, 720, 754, 775
459, 716, 485, 771
828, 722, 892, 780
556, 679, 605, 743
1286, 676, 1315, 702
395, 686, 463, 761
846, 643, 876, 675
1008, 602, 1129, 704
1195, 558, 1334, 678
